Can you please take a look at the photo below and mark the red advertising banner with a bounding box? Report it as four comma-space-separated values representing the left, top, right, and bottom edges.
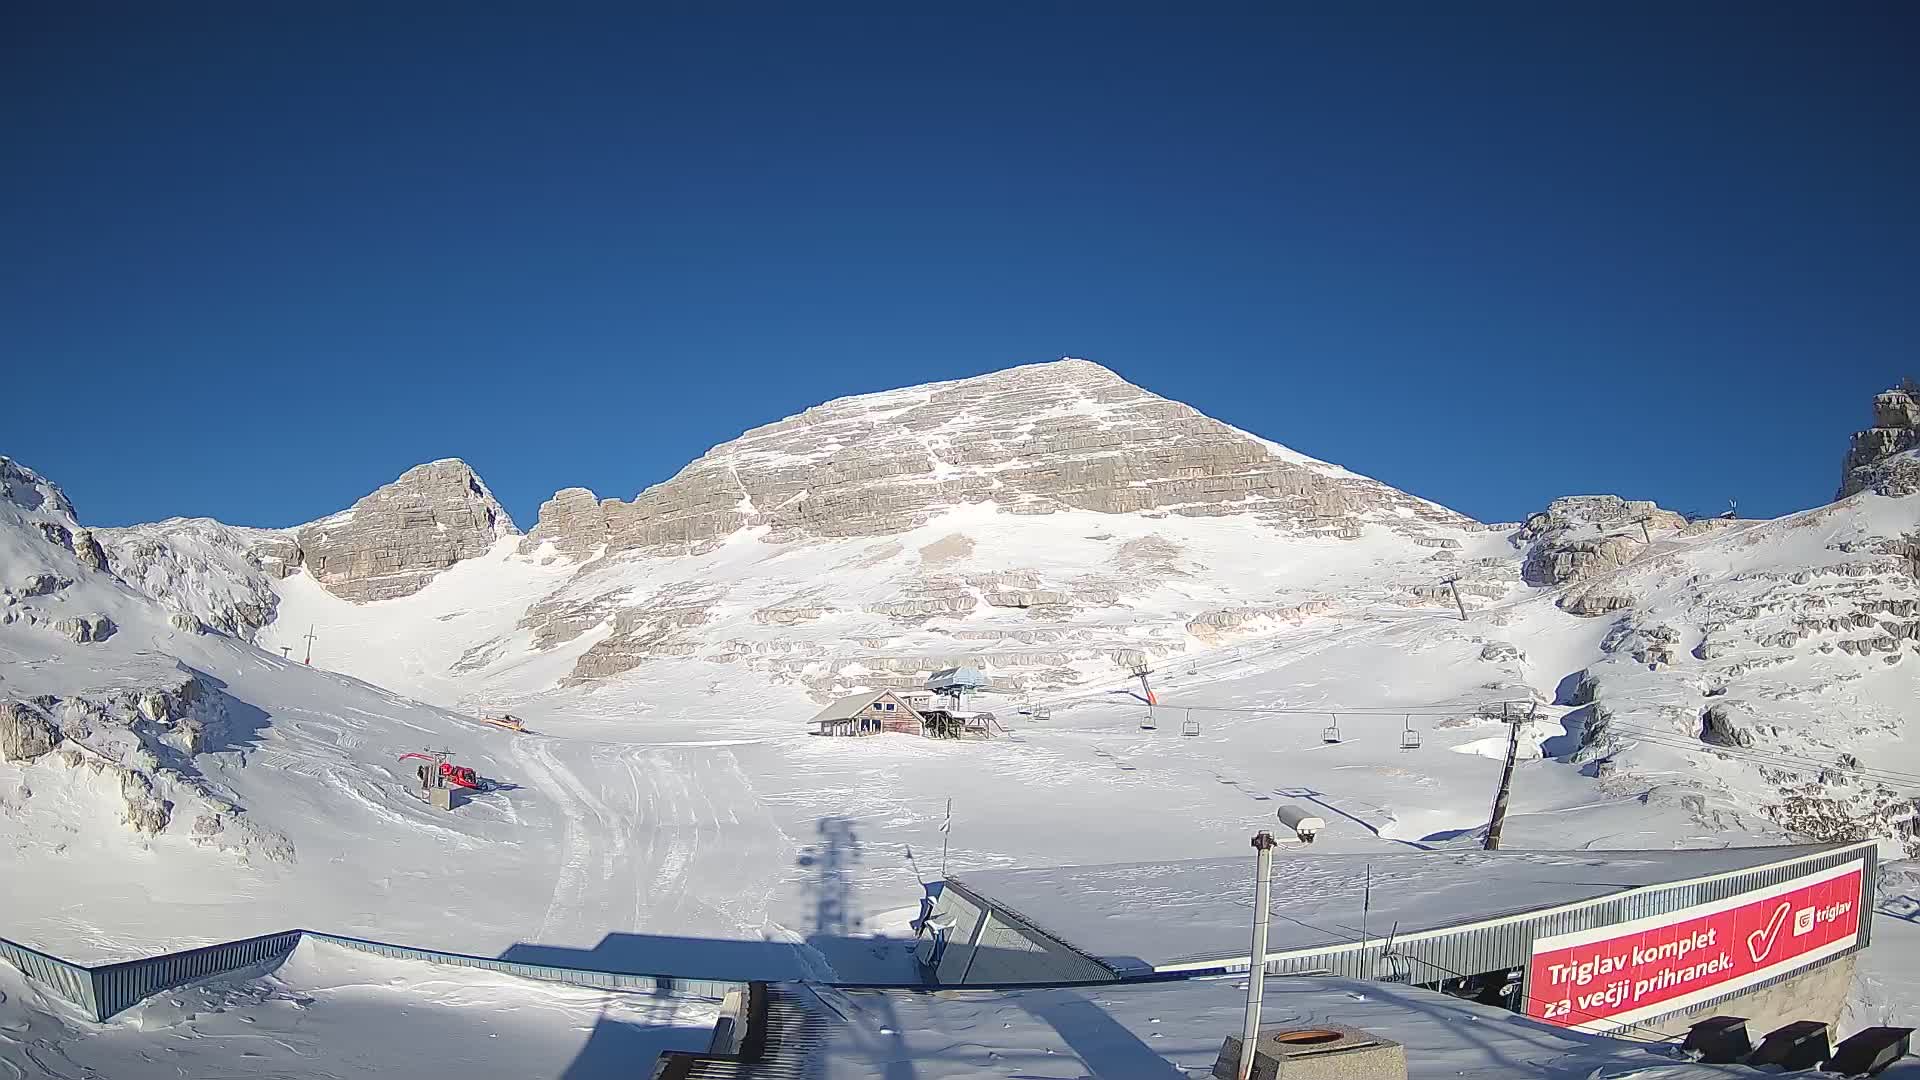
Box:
1527, 860, 1863, 1032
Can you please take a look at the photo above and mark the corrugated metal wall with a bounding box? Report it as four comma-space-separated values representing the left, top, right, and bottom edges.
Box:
0, 929, 750, 1022
1187, 843, 1880, 1036
91, 931, 303, 1022
966, 912, 1116, 984
307, 932, 748, 1001
929, 888, 990, 984
0, 934, 98, 1018
950, 842, 1880, 1036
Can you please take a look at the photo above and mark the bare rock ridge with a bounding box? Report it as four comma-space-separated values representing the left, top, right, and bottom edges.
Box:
1838, 379, 1920, 499
295, 459, 517, 602
523, 359, 1471, 558
93, 459, 515, 615
1514, 495, 1686, 589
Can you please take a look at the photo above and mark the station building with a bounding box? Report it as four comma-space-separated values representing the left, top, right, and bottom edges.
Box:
915, 841, 1878, 1037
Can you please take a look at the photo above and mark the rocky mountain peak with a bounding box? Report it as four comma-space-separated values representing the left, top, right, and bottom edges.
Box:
1838, 380, 1920, 499
295, 458, 517, 603
523, 359, 1469, 559
0, 457, 79, 522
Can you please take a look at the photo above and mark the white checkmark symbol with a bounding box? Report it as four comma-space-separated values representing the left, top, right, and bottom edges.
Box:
1747, 901, 1791, 963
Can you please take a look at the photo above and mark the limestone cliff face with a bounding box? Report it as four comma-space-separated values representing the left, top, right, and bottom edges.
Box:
1838, 382, 1920, 499
1513, 495, 1686, 589
296, 459, 516, 602
525, 359, 1469, 557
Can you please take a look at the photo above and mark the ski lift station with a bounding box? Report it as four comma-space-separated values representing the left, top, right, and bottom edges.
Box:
915, 840, 1878, 1038
807, 686, 1000, 740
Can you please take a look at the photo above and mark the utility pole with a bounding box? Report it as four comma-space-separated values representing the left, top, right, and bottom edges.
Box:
1131, 662, 1157, 706
302, 624, 317, 666
1238, 830, 1278, 1080
1441, 577, 1467, 622
1483, 702, 1535, 851
939, 797, 952, 878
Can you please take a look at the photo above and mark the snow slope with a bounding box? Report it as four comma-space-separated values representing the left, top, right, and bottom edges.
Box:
1, 459, 793, 967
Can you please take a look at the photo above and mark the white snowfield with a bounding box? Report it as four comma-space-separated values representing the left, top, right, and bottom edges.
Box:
2, 363, 1918, 1076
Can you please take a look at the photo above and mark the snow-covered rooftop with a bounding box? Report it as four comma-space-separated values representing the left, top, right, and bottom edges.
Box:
951, 844, 1845, 974
809, 975, 1764, 1080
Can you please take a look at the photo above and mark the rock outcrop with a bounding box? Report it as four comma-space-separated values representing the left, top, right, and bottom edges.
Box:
296, 459, 517, 602
0, 700, 61, 761
1185, 601, 1337, 644
97, 518, 293, 639
524, 359, 1471, 557
1838, 381, 1920, 499
523, 488, 612, 560
70, 528, 110, 573
52, 614, 115, 643
1515, 496, 1685, 587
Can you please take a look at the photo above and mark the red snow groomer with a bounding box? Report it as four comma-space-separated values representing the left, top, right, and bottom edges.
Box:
400, 751, 491, 791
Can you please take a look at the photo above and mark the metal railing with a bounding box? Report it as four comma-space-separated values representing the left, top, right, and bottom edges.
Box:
0, 928, 749, 1022
307, 931, 749, 1001
91, 931, 304, 1022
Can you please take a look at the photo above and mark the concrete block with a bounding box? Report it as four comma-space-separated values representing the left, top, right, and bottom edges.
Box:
1212, 1036, 1278, 1080
1213, 1024, 1408, 1080
430, 785, 454, 811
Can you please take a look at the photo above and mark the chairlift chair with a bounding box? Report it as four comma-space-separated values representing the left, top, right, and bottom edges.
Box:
1181, 709, 1200, 737
1140, 707, 1157, 731
1322, 714, 1342, 743
1400, 715, 1422, 751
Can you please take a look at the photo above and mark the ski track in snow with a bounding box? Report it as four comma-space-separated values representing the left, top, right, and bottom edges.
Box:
516, 737, 593, 945
512, 734, 779, 952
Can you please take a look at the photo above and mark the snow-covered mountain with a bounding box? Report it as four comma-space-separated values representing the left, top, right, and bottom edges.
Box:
5, 361, 1919, 997
0, 456, 711, 963
72, 364, 1920, 856
105, 361, 1513, 706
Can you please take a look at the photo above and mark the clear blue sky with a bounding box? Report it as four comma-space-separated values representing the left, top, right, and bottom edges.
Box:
5, 8, 1915, 529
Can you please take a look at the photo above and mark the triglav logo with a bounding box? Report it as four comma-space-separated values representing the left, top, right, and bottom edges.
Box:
1746, 902, 1790, 963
